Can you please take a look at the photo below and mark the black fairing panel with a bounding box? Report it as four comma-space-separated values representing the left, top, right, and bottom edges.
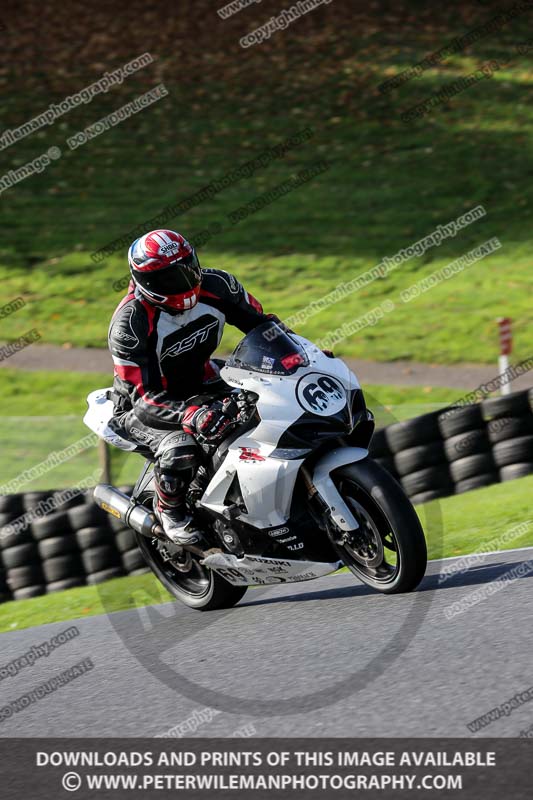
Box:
222, 475, 338, 563
277, 388, 372, 450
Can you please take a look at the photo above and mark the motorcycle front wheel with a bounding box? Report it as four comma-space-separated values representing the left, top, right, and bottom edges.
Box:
329, 458, 427, 594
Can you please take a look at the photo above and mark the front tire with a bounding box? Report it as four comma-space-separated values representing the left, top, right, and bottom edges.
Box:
331, 458, 427, 593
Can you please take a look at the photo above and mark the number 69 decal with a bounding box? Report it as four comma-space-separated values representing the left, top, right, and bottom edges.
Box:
295, 373, 346, 416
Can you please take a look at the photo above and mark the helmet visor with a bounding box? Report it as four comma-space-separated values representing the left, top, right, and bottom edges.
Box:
134, 251, 201, 295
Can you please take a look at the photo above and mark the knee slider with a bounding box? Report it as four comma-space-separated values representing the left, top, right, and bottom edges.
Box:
155, 470, 184, 499
155, 431, 198, 474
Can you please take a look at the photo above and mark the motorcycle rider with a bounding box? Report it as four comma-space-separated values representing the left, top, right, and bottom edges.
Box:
107, 229, 281, 546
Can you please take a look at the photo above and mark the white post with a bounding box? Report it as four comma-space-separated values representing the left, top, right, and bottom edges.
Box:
498, 355, 511, 395
497, 317, 512, 396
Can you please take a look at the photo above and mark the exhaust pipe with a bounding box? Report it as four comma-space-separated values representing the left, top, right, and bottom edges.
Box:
93, 484, 167, 542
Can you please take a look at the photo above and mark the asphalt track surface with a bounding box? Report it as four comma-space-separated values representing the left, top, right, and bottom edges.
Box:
1, 548, 533, 738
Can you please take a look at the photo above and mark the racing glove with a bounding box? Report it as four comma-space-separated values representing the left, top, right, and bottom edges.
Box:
182, 399, 237, 443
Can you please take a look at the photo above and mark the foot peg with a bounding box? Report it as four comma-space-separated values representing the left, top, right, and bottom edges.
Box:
153, 500, 203, 546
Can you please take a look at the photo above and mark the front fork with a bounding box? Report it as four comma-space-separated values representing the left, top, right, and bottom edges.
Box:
301, 447, 369, 533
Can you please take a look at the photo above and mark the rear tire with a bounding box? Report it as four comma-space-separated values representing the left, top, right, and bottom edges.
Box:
135, 530, 247, 611
133, 486, 247, 611
332, 458, 427, 594
128, 481, 248, 611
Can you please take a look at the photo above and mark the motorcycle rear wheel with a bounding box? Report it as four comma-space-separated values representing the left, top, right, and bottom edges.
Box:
134, 490, 247, 611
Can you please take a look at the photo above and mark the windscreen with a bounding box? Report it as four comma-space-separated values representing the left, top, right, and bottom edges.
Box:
226, 321, 310, 376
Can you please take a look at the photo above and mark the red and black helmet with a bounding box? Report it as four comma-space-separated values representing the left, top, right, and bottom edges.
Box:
127, 229, 201, 310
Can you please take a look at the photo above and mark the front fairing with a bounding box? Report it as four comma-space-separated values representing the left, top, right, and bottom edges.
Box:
221, 329, 366, 450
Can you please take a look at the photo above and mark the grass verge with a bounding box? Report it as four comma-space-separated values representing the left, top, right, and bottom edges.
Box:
1, 2, 531, 364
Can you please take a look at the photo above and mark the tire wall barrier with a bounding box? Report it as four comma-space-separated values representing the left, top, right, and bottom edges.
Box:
0, 485, 148, 603
371, 388, 533, 504
0, 390, 532, 603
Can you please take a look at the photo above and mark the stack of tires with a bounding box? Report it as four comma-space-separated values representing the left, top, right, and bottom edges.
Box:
482, 390, 533, 482
438, 404, 497, 494
0, 486, 148, 602
0, 566, 10, 603
68, 501, 124, 586
32, 492, 86, 595
385, 412, 454, 504
368, 428, 400, 482
368, 389, 533, 504
0, 493, 16, 601
0, 492, 47, 600
108, 486, 150, 578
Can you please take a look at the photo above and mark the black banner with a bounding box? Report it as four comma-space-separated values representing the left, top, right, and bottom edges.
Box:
1, 738, 531, 799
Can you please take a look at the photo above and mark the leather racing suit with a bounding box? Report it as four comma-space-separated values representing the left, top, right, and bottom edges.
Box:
107, 268, 272, 532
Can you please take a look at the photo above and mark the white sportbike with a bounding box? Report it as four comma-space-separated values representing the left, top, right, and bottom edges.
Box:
85, 320, 427, 610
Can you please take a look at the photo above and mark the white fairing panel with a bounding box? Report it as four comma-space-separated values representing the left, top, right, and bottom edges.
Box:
200, 442, 303, 528
83, 388, 138, 452
221, 335, 360, 449
200, 336, 363, 530
201, 552, 341, 586
312, 446, 369, 531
